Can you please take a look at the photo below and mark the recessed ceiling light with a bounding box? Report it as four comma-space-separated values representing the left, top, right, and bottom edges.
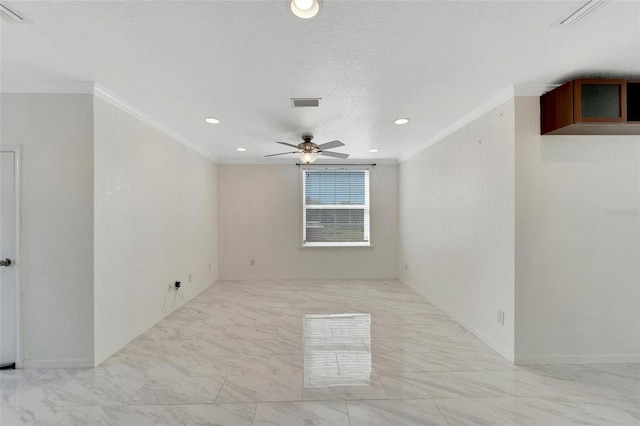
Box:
291, 0, 319, 19
394, 118, 409, 125
369, 149, 379, 153
204, 117, 220, 124
236, 147, 246, 152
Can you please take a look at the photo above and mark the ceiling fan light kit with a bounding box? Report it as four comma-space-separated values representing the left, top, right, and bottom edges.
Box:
291, 0, 319, 19
300, 151, 318, 164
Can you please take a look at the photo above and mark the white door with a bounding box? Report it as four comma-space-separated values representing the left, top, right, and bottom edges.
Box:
1, 151, 17, 367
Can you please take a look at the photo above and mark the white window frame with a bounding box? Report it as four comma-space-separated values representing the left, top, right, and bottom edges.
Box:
301, 168, 370, 247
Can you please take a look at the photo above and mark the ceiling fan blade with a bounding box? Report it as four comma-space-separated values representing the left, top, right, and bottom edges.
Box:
276, 141, 300, 149
264, 151, 299, 157
319, 151, 349, 159
317, 140, 344, 150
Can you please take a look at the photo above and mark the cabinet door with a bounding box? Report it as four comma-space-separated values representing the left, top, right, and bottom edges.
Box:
574, 79, 626, 123
540, 81, 574, 134
627, 81, 640, 122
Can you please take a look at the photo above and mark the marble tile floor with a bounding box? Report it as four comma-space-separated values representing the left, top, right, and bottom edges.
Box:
1, 279, 639, 425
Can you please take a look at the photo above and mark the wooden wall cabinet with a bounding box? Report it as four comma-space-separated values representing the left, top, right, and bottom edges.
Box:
541, 78, 640, 135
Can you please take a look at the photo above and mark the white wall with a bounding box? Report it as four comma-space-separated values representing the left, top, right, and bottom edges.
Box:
93, 96, 218, 364
399, 100, 516, 360
218, 164, 398, 279
1, 94, 95, 367
514, 96, 640, 363
7, 92, 634, 369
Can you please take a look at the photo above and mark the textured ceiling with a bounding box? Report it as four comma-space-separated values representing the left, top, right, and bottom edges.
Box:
2, 1, 639, 163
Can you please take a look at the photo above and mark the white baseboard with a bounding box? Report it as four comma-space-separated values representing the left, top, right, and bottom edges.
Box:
22, 359, 95, 369
398, 280, 638, 366
219, 275, 400, 281
94, 318, 159, 367
94, 280, 216, 366
515, 354, 640, 365
400, 278, 515, 362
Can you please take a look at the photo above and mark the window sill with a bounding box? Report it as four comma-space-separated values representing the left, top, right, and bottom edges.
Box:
301, 243, 372, 248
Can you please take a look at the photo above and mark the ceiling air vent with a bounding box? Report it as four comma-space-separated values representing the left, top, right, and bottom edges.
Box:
553, 0, 606, 27
1, 1, 28, 23
291, 98, 321, 108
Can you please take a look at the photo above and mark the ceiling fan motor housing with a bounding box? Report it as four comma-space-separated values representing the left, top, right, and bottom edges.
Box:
300, 135, 317, 152
301, 143, 317, 152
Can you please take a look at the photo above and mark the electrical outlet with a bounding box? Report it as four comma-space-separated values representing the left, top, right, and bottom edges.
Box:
497, 310, 505, 325
405, 263, 408, 271
208, 263, 212, 271
250, 259, 255, 266
188, 273, 192, 282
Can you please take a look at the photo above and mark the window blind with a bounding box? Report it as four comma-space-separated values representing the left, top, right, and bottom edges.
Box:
302, 169, 370, 247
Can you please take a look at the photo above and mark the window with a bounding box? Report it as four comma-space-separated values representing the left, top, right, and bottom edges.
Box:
302, 169, 370, 247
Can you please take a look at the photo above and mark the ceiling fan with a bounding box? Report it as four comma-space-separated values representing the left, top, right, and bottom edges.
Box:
265, 135, 349, 164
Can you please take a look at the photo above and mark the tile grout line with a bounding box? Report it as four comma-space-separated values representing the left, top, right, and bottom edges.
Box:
250, 400, 259, 426
435, 403, 452, 426
344, 399, 353, 426
152, 404, 170, 426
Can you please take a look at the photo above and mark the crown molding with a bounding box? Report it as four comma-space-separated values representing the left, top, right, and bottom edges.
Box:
93, 84, 216, 162
1, 81, 217, 162
514, 83, 561, 96
400, 85, 515, 163
0, 81, 95, 94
